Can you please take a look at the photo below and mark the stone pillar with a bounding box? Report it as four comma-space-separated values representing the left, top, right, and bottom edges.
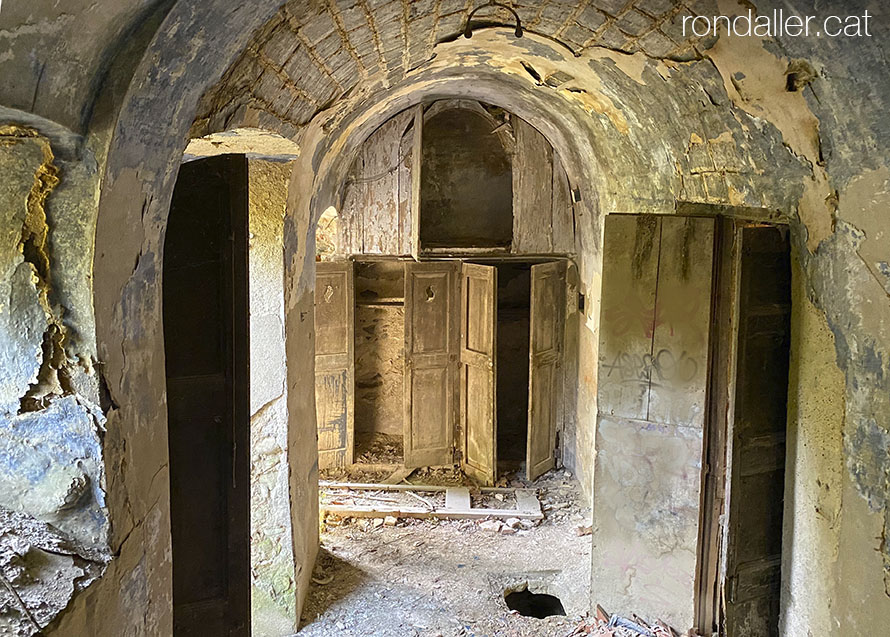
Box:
247, 159, 298, 634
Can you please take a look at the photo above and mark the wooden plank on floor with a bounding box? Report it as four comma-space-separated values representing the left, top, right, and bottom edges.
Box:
515, 490, 542, 515
444, 487, 471, 512
321, 504, 544, 521
319, 481, 517, 493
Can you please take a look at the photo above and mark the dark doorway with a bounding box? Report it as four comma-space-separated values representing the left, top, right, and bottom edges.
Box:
163, 155, 250, 636
724, 225, 791, 636
495, 262, 531, 468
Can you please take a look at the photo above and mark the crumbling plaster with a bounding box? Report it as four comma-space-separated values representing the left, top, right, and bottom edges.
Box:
248, 159, 299, 634
0, 0, 884, 633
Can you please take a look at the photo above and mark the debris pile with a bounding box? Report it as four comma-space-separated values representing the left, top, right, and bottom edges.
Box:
568, 605, 683, 637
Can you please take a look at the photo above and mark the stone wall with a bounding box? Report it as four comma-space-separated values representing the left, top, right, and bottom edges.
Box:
247, 159, 298, 635
0, 128, 109, 636
354, 261, 405, 438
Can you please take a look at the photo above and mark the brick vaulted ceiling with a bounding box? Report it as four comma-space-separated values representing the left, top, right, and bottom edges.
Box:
195, 0, 720, 133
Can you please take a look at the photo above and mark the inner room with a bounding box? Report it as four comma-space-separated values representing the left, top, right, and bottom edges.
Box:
306, 99, 590, 633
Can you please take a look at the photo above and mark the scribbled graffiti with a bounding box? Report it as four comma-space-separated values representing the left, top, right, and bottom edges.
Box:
601, 349, 699, 389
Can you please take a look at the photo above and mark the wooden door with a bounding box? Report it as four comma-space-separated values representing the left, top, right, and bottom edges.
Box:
163, 155, 250, 637
403, 261, 458, 468
314, 261, 355, 470
459, 263, 498, 485
527, 261, 566, 481
725, 226, 791, 636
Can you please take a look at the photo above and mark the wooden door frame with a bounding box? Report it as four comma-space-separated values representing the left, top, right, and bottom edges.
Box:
694, 218, 794, 635
694, 217, 741, 634
227, 156, 251, 637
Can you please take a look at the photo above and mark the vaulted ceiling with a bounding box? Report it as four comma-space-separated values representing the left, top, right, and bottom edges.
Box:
195, 0, 718, 133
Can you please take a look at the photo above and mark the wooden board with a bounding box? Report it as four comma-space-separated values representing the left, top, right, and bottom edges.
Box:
527, 261, 566, 480
320, 484, 542, 520
597, 215, 661, 421
319, 481, 519, 493
315, 261, 355, 469
320, 504, 543, 521
551, 150, 575, 254
409, 105, 422, 260
398, 106, 422, 256
512, 117, 553, 254
338, 110, 416, 256
459, 263, 498, 486
647, 216, 715, 427
403, 261, 459, 468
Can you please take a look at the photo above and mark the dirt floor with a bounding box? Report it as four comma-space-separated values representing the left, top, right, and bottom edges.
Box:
300, 469, 591, 637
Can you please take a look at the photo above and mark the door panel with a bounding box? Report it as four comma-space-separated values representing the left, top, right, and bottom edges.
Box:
527, 261, 566, 481
648, 216, 715, 427
314, 261, 355, 470
725, 226, 791, 637
404, 262, 458, 468
460, 263, 497, 485
164, 154, 250, 637
597, 215, 661, 421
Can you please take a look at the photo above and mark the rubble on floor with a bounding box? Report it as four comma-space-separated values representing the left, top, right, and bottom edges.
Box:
567, 605, 684, 637
355, 432, 403, 465
302, 469, 591, 636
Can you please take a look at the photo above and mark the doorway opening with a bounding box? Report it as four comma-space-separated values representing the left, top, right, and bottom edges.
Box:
163, 155, 250, 636
314, 257, 566, 485
305, 99, 589, 636
719, 224, 792, 636
420, 103, 514, 250
354, 259, 406, 467
495, 262, 531, 471
592, 214, 793, 633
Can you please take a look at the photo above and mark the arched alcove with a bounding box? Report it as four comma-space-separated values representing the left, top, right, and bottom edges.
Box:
419, 105, 513, 249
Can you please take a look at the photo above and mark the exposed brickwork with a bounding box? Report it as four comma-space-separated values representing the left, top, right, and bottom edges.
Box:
198, 0, 719, 131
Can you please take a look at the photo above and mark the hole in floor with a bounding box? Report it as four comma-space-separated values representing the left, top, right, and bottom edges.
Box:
504, 588, 566, 619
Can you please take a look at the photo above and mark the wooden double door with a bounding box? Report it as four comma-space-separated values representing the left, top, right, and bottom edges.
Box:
314, 260, 566, 485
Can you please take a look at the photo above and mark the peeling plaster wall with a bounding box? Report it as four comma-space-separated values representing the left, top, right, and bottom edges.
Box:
0, 128, 109, 636
247, 159, 298, 635
282, 140, 323, 626
781, 253, 846, 635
